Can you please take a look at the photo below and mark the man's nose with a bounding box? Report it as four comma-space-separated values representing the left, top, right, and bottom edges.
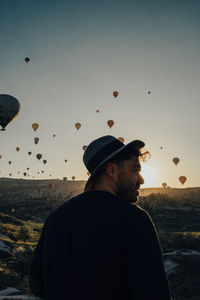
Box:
138, 173, 144, 185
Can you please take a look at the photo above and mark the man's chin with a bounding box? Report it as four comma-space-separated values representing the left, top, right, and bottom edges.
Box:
115, 188, 138, 204
128, 191, 139, 204
128, 197, 138, 204
125, 194, 138, 204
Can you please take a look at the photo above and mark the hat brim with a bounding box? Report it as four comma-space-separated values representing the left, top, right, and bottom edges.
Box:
85, 139, 144, 186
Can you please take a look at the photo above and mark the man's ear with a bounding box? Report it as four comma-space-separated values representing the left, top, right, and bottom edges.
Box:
104, 162, 118, 179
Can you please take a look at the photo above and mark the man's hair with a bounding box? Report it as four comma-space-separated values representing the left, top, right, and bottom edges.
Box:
85, 144, 150, 189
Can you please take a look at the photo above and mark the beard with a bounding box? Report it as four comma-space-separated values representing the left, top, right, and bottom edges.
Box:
114, 172, 139, 204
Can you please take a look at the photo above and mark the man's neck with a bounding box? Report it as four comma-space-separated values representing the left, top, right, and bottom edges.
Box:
92, 187, 116, 196
85, 182, 116, 196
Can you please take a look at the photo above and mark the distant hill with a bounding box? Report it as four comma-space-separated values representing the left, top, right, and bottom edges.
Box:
0, 178, 199, 197
139, 186, 200, 197
0, 178, 86, 195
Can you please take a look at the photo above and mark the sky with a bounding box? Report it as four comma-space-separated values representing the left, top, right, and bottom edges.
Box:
0, 0, 200, 188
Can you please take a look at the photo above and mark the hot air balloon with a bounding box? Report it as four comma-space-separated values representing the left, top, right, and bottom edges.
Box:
113, 91, 118, 98
148, 91, 151, 94
49, 174, 52, 177
63, 177, 67, 182
173, 157, 180, 166
36, 153, 42, 160
118, 137, 124, 143
72, 176, 75, 181
75, 123, 81, 130
23, 172, 27, 176
162, 182, 167, 188
107, 120, 114, 128
41, 170, 44, 173
28, 151, 32, 155
37, 172, 40, 174
179, 176, 187, 185
16, 147, 20, 152
82, 145, 87, 151
0, 94, 21, 131
34, 137, 39, 145
43, 159, 47, 164
18, 171, 20, 174
96, 109, 99, 113
25, 57, 30, 63
0, 155, 2, 159
160, 147, 163, 150
64, 159, 67, 163
32, 123, 39, 131
49, 183, 54, 189
53, 134, 56, 138
9, 173, 12, 176
8, 161, 12, 164
27, 168, 29, 170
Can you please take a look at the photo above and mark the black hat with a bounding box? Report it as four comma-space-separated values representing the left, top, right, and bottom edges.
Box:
83, 135, 145, 180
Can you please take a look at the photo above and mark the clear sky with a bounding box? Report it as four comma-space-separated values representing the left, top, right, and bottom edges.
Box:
0, 0, 200, 188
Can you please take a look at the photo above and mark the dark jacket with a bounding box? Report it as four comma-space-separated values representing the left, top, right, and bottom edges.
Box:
29, 191, 172, 300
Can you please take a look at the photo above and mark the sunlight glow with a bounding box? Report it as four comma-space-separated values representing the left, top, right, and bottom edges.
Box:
140, 163, 158, 188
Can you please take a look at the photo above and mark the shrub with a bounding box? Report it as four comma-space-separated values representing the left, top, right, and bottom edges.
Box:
17, 225, 32, 243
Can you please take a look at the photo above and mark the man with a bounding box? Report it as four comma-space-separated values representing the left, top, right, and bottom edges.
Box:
29, 135, 172, 300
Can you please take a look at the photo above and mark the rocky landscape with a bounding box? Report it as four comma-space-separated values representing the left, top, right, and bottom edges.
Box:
0, 178, 200, 300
